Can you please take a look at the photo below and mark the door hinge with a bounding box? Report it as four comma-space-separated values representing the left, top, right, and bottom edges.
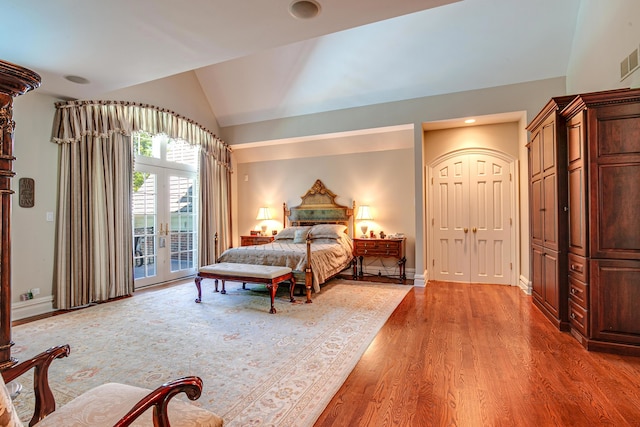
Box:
510, 262, 513, 270
432, 218, 435, 226
510, 218, 512, 225
431, 177, 434, 185
433, 259, 435, 266
509, 173, 512, 181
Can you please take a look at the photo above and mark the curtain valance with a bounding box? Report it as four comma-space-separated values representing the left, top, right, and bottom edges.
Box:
51, 100, 232, 170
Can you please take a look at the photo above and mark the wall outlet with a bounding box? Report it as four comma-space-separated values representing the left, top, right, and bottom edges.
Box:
31, 288, 40, 296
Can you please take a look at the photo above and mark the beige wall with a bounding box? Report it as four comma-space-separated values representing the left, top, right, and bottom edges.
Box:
567, 0, 640, 94
232, 132, 416, 272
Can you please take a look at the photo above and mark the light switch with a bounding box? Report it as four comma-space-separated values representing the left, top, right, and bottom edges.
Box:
46, 212, 54, 222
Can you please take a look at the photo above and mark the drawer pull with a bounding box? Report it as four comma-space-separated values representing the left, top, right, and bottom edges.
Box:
571, 263, 583, 272
571, 288, 576, 295
570, 313, 576, 319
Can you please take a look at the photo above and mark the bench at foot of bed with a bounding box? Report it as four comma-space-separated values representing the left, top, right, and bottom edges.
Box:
195, 263, 296, 314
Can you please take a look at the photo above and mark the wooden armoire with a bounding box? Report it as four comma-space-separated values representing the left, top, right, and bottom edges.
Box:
528, 88, 640, 356
526, 95, 575, 331
561, 88, 640, 356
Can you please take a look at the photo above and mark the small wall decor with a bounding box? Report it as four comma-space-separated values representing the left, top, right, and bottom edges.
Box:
18, 177, 34, 208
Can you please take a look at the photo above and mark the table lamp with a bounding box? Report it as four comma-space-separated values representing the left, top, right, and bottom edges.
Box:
256, 207, 271, 236
355, 205, 374, 238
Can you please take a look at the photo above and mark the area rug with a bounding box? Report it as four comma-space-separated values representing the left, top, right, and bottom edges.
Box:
11, 278, 410, 426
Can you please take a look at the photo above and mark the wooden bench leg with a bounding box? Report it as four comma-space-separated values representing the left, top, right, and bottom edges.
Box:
220, 280, 226, 294
266, 281, 278, 314
288, 276, 296, 303
214, 279, 219, 293
195, 276, 203, 303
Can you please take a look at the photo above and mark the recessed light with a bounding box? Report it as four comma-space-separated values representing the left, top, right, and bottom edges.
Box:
464, 119, 476, 124
289, 0, 321, 19
64, 75, 90, 84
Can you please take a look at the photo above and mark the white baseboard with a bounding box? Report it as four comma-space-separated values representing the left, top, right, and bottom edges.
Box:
518, 275, 531, 295
413, 269, 427, 287
12, 296, 55, 321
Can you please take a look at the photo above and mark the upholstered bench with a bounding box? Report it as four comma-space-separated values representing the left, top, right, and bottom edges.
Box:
195, 263, 295, 314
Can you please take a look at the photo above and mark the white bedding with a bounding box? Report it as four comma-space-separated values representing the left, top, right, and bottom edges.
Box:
217, 235, 353, 292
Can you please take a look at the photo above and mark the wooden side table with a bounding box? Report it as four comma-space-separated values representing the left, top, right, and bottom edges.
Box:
240, 235, 274, 246
352, 237, 406, 283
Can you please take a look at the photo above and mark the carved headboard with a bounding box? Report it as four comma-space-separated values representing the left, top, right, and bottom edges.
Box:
283, 179, 355, 237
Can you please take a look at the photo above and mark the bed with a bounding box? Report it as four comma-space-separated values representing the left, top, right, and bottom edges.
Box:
216, 179, 355, 303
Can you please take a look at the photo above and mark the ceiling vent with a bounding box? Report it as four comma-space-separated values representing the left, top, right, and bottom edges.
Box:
620, 46, 639, 81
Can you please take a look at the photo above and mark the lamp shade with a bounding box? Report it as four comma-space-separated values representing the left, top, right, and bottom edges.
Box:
256, 207, 271, 221
355, 205, 374, 221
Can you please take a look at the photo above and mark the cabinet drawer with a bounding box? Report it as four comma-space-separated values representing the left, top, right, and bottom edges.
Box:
569, 300, 588, 337
354, 240, 403, 257
569, 276, 588, 308
568, 253, 588, 282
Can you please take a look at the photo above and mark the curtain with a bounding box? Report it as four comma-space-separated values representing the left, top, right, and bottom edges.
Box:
199, 139, 232, 265
51, 100, 232, 309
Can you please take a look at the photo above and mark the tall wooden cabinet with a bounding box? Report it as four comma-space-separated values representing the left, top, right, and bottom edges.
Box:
561, 88, 640, 356
0, 60, 41, 369
526, 96, 574, 331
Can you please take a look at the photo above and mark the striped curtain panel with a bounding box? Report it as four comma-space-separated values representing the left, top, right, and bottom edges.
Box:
51, 100, 232, 309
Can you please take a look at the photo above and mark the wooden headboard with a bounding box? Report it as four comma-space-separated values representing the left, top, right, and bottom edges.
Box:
283, 179, 355, 237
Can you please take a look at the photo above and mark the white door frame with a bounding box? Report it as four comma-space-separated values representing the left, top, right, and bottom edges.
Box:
427, 148, 520, 286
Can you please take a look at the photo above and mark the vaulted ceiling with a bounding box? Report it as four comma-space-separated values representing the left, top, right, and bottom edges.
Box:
3, 0, 581, 127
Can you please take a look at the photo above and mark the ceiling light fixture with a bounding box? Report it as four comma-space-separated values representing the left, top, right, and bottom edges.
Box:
289, 0, 321, 19
464, 119, 476, 124
64, 75, 90, 84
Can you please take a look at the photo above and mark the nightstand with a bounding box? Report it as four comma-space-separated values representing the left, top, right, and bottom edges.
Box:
240, 235, 274, 246
352, 237, 406, 283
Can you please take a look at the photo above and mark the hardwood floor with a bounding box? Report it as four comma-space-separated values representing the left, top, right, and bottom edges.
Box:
314, 281, 640, 427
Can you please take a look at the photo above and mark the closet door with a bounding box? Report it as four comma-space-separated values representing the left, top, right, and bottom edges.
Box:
468, 155, 512, 284
431, 152, 513, 285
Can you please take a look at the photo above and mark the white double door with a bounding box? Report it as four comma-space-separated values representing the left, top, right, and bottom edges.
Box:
430, 151, 513, 285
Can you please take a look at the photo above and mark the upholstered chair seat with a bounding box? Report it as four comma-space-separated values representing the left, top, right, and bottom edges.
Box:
0, 345, 223, 427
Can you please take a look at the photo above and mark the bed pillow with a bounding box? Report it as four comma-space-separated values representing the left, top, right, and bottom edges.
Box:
309, 224, 347, 239
293, 229, 309, 244
274, 226, 311, 240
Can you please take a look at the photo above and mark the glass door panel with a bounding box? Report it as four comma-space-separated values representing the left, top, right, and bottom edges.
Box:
132, 167, 197, 288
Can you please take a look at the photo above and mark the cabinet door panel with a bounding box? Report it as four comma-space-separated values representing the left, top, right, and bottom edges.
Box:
591, 259, 640, 344
568, 166, 587, 256
531, 179, 543, 247
591, 164, 640, 259
542, 173, 559, 250
531, 245, 544, 301
542, 249, 560, 317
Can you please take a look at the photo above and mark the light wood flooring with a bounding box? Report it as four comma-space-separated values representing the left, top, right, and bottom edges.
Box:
314, 281, 640, 427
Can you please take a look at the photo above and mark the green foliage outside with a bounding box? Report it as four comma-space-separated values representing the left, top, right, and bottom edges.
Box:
133, 131, 154, 192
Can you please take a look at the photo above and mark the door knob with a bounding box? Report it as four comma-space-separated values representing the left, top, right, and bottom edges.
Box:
472, 227, 477, 233
464, 228, 468, 233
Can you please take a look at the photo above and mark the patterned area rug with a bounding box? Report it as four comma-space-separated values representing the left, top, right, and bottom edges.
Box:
12, 278, 410, 426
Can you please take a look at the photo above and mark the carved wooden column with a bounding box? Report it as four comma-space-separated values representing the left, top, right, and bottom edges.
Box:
0, 60, 40, 369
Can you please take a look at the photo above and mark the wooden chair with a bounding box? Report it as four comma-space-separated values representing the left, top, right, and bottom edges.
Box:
0, 344, 223, 427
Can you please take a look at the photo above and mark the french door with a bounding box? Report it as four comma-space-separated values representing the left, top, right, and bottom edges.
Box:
132, 132, 199, 288
430, 150, 514, 285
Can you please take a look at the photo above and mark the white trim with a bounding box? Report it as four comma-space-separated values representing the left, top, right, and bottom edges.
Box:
12, 296, 54, 321
518, 274, 531, 295
413, 270, 427, 287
